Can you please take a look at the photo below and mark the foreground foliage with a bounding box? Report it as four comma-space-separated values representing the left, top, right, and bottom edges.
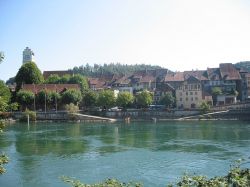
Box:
0, 121, 9, 174
62, 177, 142, 187
0, 154, 9, 174
62, 160, 250, 187
169, 160, 250, 187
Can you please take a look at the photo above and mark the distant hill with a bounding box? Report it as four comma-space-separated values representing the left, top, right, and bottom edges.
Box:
70, 63, 163, 77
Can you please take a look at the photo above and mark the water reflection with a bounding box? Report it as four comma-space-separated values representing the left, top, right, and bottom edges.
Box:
14, 123, 90, 156
5, 121, 250, 158
1, 121, 250, 187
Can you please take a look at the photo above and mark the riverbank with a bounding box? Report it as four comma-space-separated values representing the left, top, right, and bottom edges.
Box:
6, 108, 250, 123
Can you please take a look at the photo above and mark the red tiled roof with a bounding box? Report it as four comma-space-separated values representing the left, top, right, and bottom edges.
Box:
114, 75, 131, 85
88, 78, 106, 89
184, 70, 208, 81
21, 84, 80, 94
164, 72, 184, 82
219, 63, 241, 80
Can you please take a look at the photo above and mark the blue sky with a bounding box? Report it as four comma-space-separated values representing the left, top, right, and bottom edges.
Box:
1, 0, 250, 81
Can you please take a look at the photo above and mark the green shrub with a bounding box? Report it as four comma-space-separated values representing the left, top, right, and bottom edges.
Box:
62, 177, 142, 187
62, 160, 250, 187
65, 103, 79, 120
0, 121, 9, 175
0, 154, 9, 174
19, 109, 36, 122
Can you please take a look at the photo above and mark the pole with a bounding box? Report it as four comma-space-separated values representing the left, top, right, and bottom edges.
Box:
33, 84, 36, 111
45, 92, 46, 113
55, 84, 57, 113
44, 84, 47, 113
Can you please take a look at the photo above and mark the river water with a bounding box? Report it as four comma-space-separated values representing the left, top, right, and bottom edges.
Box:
0, 121, 250, 187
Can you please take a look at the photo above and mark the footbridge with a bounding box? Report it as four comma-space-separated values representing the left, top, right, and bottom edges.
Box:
72, 113, 117, 122
177, 110, 229, 120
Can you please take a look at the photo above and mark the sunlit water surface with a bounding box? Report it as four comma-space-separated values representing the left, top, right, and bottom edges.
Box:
0, 121, 250, 187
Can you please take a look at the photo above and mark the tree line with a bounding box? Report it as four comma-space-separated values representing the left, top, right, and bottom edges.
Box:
70, 62, 162, 76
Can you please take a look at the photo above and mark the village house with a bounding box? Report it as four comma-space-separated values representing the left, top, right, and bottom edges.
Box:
175, 72, 212, 109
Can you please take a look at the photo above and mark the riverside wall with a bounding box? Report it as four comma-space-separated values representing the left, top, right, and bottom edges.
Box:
11, 107, 250, 121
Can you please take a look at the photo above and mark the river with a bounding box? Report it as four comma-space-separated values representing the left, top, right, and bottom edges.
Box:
0, 121, 250, 187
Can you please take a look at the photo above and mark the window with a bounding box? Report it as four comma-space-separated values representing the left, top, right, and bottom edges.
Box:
186, 98, 188, 101
195, 92, 197, 95
180, 98, 182, 101
185, 85, 188, 90
186, 92, 188, 96
190, 92, 193, 95
195, 97, 198, 101
191, 97, 193, 101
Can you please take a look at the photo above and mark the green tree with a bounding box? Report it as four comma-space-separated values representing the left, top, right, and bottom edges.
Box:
8, 102, 19, 112
0, 97, 8, 112
16, 90, 35, 110
58, 74, 70, 84
211, 87, 222, 96
97, 90, 116, 109
45, 74, 60, 84
211, 87, 222, 105
47, 91, 61, 110
61, 89, 82, 105
0, 80, 11, 104
82, 90, 97, 107
136, 90, 153, 108
160, 93, 175, 108
200, 101, 210, 114
116, 92, 134, 108
68, 74, 89, 91
15, 62, 44, 90
36, 90, 48, 105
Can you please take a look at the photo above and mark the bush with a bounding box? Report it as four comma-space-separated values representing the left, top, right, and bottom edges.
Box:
62, 160, 250, 187
65, 103, 79, 114
0, 121, 9, 175
65, 103, 79, 120
19, 110, 36, 122
0, 154, 9, 174
62, 177, 142, 187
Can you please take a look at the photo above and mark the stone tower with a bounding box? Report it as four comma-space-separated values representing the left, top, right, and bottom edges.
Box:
23, 47, 35, 64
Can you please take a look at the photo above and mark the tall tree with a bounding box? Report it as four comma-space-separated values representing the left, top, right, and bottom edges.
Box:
45, 74, 60, 84
16, 90, 35, 110
97, 90, 116, 109
136, 90, 153, 108
82, 90, 97, 107
68, 74, 89, 91
61, 89, 82, 105
160, 93, 175, 108
15, 62, 44, 90
116, 92, 134, 108
0, 80, 11, 104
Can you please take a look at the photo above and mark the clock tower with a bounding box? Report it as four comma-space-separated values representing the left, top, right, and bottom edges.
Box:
23, 47, 35, 64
